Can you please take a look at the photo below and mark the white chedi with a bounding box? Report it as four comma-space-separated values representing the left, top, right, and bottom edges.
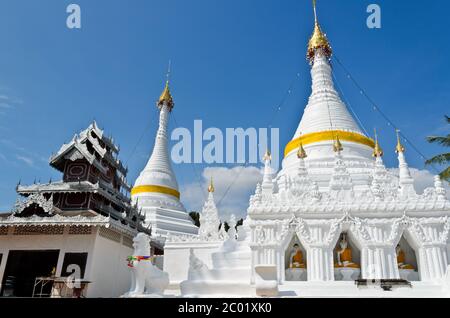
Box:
122, 233, 169, 297
198, 178, 221, 241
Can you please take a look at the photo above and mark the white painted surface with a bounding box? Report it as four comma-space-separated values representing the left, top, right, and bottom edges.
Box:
0, 226, 133, 298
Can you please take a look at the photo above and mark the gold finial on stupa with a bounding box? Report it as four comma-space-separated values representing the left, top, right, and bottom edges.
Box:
297, 143, 307, 159
208, 176, 215, 193
372, 128, 384, 157
333, 135, 343, 153
307, 0, 332, 63
157, 61, 174, 110
395, 129, 405, 154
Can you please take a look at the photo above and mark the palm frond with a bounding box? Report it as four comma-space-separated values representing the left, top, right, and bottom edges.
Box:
439, 166, 450, 182
426, 135, 450, 147
425, 153, 450, 165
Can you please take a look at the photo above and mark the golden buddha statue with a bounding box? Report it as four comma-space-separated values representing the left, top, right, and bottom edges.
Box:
290, 244, 306, 269
396, 244, 414, 270
335, 234, 359, 268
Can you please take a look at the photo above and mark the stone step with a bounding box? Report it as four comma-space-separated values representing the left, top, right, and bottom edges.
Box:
212, 252, 252, 269
180, 280, 255, 297
190, 267, 252, 281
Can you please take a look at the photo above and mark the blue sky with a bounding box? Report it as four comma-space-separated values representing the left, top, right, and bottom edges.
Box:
0, 0, 448, 216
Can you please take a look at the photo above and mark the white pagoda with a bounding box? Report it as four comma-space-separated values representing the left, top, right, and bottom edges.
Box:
163, 3, 450, 297
131, 78, 198, 244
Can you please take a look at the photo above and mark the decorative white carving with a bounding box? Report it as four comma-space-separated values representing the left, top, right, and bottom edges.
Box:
198, 192, 221, 241
122, 233, 169, 297
13, 193, 54, 215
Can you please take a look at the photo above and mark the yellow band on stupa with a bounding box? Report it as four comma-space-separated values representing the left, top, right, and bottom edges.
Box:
284, 130, 375, 157
131, 185, 180, 199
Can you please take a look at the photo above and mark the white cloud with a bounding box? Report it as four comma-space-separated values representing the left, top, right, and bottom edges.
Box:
180, 165, 263, 220
16, 155, 34, 167
389, 167, 450, 197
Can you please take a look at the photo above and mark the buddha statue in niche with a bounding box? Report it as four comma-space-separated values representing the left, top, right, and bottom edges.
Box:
396, 244, 414, 270
289, 244, 306, 269
335, 233, 359, 268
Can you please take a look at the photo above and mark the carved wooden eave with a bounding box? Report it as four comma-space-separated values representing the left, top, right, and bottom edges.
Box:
17, 181, 131, 209
0, 214, 138, 237
12, 192, 54, 215
49, 123, 127, 176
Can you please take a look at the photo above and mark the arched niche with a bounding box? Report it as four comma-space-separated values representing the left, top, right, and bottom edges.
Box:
396, 235, 419, 281
333, 232, 361, 281
283, 234, 307, 281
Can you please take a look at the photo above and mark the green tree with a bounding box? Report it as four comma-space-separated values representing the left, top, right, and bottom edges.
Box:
221, 218, 243, 232
426, 116, 450, 181
189, 211, 200, 227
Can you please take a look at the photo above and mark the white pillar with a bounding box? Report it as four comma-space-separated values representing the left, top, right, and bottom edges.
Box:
306, 247, 334, 281
417, 245, 448, 282
361, 246, 399, 279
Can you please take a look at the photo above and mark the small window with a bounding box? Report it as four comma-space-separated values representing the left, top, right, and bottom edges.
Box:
61, 253, 88, 279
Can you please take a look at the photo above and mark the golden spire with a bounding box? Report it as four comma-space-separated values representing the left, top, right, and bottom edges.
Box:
263, 149, 272, 162
395, 129, 405, 153
307, 0, 332, 64
157, 61, 174, 111
297, 143, 307, 159
372, 128, 384, 157
333, 135, 343, 153
208, 176, 215, 193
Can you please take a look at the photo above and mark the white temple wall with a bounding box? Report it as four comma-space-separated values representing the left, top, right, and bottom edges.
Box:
85, 229, 133, 298
163, 242, 221, 288
143, 207, 198, 238
447, 243, 450, 264
416, 245, 448, 282
404, 218, 450, 282
0, 226, 97, 293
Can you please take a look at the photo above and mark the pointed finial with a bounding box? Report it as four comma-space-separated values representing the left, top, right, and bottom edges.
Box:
313, 0, 318, 24
166, 59, 171, 83
263, 149, 271, 162
333, 135, 343, 153
297, 143, 307, 159
208, 176, 215, 193
307, 0, 332, 63
395, 129, 405, 153
372, 128, 384, 157
157, 61, 174, 111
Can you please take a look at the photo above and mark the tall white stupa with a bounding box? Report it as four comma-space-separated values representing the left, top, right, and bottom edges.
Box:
132, 77, 198, 242
162, 1, 450, 298
280, 4, 375, 190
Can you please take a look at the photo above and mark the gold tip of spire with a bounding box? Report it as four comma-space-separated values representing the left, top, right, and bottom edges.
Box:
395, 129, 405, 153
158, 61, 174, 110
372, 129, 384, 157
297, 143, 307, 159
333, 135, 343, 153
158, 80, 174, 110
208, 176, 215, 193
307, 0, 332, 63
